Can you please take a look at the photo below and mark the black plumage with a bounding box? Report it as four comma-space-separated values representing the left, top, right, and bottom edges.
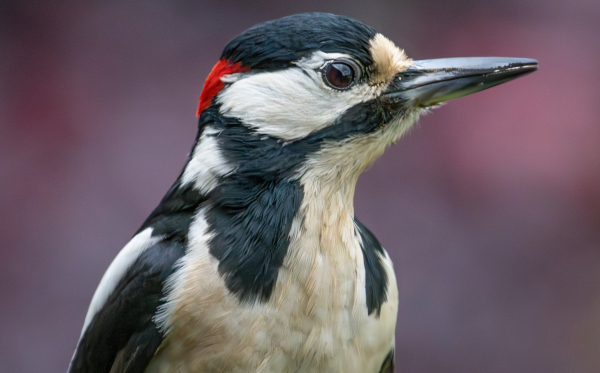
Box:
355, 218, 389, 316
207, 178, 303, 303
70, 241, 185, 373
222, 13, 377, 72
379, 350, 395, 373
138, 183, 207, 241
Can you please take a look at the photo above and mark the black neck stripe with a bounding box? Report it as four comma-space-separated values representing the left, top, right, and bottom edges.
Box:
355, 218, 388, 316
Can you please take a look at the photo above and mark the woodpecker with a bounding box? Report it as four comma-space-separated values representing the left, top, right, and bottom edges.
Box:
68, 13, 537, 373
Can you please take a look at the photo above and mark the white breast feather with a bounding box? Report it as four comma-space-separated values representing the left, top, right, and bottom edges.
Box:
181, 126, 234, 193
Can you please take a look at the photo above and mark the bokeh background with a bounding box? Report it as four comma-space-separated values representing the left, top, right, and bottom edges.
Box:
1, 0, 599, 372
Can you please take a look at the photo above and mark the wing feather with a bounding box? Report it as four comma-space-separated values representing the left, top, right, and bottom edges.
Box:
69, 240, 185, 373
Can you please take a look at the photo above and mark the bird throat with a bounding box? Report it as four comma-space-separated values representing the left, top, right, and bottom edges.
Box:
182, 106, 398, 308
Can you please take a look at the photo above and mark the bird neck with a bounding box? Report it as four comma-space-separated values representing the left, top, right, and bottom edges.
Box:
300, 173, 358, 224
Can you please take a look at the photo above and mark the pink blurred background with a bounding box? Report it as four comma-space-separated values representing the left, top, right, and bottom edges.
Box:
1, 0, 599, 372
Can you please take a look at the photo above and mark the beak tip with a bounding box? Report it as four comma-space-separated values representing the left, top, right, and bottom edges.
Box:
517, 58, 539, 71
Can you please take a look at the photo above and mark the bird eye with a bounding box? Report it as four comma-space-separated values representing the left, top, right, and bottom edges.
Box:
323, 60, 359, 90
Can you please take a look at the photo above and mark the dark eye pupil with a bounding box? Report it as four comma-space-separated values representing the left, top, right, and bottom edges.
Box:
325, 62, 355, 89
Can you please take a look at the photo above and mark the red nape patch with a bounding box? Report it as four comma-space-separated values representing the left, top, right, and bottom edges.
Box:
197, 59, 250, 116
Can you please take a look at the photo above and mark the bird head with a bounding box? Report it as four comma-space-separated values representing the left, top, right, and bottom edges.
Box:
187, 13, 537, 199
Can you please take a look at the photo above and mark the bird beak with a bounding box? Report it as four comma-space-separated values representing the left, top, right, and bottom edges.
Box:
384, 57, 538, 107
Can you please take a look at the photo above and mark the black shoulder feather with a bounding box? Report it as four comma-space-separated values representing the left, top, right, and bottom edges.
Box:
354, 218, 389, 317
69, 240, 184, 373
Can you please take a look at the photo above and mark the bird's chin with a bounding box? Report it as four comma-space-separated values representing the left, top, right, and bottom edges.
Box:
355, 106, 428, 158
387, 105, 429, 134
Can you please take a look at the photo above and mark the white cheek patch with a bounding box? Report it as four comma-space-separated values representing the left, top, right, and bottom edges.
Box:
181, 126, 234, 193
217, 52, 378, 141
